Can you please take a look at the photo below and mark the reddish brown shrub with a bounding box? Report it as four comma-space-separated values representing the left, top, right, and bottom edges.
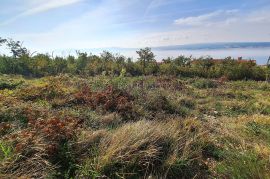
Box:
72, 85, 135, 119
72, 85, 93, 105
12, 117, 81, 155
1, 117, 82, 178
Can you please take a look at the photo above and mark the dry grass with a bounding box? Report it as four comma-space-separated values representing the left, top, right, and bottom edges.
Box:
76, 119, 211, 178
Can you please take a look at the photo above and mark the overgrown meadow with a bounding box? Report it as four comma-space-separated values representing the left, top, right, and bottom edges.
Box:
0, 74, 270, 178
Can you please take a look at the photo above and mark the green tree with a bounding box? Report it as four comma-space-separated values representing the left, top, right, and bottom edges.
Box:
0, 37, 7, 46
173, 55, 191, 66
136, 47, 155, 74
53, 57, 68, 74
5, 39, 28, 58
31, 54, 51, 76
76, 52, 88, 74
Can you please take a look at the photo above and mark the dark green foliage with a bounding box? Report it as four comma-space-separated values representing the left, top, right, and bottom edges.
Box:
202, 143, 224, 160
1, 38, 28, 58
136, 47, 155, 75
0, 80, 22, 90
50, 141, 77, 178
166, 159, 209, 179
145, 92, 190, 117
145, 92, 177, 114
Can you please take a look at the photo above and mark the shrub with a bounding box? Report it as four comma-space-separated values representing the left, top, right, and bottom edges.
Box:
0, 80, 21, 90
1, 117, 81, 178
72, 85, 135, 120
145, 92, 175, 113
17, 83, 66, 101
0, 98, 48, 126
192, 79, 218, 89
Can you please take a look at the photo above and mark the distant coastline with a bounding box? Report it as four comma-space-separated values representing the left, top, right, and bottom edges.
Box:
57, 42, 270, 52
152, 42, 270, 51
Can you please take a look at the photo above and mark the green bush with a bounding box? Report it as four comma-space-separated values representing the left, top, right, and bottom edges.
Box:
192, 79, 218, 89
0, 80, 22, 90
145, 92, 176, 114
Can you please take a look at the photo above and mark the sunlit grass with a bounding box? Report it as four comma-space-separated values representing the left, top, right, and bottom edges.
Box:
0, 75, 269, 178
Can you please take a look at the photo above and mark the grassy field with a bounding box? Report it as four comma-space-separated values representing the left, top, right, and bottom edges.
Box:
0, 74, 270, 178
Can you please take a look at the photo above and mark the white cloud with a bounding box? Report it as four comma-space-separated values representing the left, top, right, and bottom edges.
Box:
119, 8, 270, 48
247, 10, 270, 23
144, 0, 193, 16
174, 9, 238, 26
11, 0, 135, 50
0, 0, 83, 26
23, 0, 83, 16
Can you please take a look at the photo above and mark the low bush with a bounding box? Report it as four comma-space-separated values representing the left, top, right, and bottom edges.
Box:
0, 117, 81, 178
17, 83, 66, 101
145, 92, 176, 114
0, 80, 22, 90
193, 79, 218, 89
0, 99, 48, 126
72, 85, 135, 120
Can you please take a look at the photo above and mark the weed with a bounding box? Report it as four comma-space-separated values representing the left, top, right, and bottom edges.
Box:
246, 121, 270, 142
0, 141, 13, 160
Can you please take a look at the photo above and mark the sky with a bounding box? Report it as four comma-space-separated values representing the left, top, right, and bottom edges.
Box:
1, 0, 270, 53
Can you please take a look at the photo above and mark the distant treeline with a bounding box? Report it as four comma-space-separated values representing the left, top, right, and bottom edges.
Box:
0, 37, 269, 80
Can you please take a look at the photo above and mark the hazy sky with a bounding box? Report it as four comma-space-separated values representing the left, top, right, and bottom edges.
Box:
1, 0, 270, 51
